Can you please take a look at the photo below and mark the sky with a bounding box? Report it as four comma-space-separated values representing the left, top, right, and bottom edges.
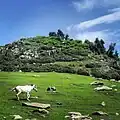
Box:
0, 0, 120, 51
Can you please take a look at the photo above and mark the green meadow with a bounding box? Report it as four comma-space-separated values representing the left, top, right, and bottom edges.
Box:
0, 72, 120, 120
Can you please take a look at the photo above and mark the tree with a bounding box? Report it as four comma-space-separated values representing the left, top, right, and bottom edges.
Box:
57, 29, 64, 40
0, 49, 16, 71
114, 50, 119, 60
49, 32, 57, 37
107, 43, 116, 57
84, 39, 90, 44
65, 34, 69, 40
99, 39, 106, 54
94, 38, 106, 54
94, 38, 101, 54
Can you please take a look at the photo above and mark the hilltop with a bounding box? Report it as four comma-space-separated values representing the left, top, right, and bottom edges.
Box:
0, 29, 120, 80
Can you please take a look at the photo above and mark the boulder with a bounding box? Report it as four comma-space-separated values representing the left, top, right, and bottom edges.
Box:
11, 115, 22, 120
65, 112, 92, 120
116, 113, 119, 116
68, 112, 82, 116
90, 81, 104, 86
101, 101, 106, 107
110, 79, 116, 82
33, 109, 49, 114
22, 102, 51, 109
94, 86, 112, 91
114, 89, 118, 91
19, 70, 22, 72
92, 111, 108, 116
56, 102, 62, 106
111, 85, 116, 88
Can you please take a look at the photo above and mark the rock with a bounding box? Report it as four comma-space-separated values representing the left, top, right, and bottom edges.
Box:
94, 86, 112, 91
11, 115, 22, 120
116, 112, 119, 116
33, 109, 49, 114
111, 85, 116, 88
12, 106, 15, 108
101, 101, 106, 107
68, 112, 82, 116
96, 78, 103, 80
22, 102, 51, 109
66, 112, 92, 120
90, 81, 104, 86
56, 102, 62, 105
114, 89, 118, 92
92, 111, 108, 116
19, 70, 22, 72
32, 75, 40, 77
110, 79, 116, 82
3, 116, 6, 119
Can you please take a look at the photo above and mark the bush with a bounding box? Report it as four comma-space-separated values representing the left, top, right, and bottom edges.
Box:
91, 68, 104, 79
76, 68, 89, 76
85, 63, 96, 68
85, 62, 102, 68
91, 68, 120, 80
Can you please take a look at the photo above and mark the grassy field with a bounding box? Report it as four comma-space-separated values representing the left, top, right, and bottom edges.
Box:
0, 72, 120, 120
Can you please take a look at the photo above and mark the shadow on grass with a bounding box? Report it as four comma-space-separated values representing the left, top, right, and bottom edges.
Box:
9, 98, 28, 101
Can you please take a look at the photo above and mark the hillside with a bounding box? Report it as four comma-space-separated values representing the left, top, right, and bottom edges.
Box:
0, 31, 120, 80
0, 72, 120, 120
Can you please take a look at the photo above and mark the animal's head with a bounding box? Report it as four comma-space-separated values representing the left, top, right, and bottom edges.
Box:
31, 84, 38, 92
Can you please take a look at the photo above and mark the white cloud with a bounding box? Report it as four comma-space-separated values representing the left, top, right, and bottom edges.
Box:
68, 10, 120, 31
108, 7, 120, 13
71, 30, 109, 42
72, 0, 120, 12
68, 29, 120, 44
72, 0, 96, 11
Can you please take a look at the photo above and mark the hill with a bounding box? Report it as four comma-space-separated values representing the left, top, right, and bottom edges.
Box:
0, 30, 120, 80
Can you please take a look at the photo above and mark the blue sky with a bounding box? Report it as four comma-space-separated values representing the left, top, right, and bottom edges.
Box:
0, 0, 120, 51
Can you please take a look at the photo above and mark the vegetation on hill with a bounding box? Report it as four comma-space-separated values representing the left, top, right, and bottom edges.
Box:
0, 29, 120, 80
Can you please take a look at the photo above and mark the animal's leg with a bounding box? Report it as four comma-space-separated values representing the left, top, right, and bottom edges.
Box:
16, 91, 21, 101
27, 92, 30, 101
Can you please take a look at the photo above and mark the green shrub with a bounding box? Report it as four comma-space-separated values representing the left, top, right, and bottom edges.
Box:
91, 68, 120, 80
76, 68, 89, 76
85, 62, 102, 68
91, 68, 104, 78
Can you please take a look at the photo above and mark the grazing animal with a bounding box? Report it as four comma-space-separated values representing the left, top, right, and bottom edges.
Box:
51, 86, 56, 92
11, 84, 37, 101
47, 86, 56, 92
47, 86, 51, 92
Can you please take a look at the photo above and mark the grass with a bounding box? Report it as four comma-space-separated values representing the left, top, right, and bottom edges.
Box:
0, 72, 120, 120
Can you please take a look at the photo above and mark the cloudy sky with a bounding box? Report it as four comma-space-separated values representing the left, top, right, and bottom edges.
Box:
0, 0, 120, 50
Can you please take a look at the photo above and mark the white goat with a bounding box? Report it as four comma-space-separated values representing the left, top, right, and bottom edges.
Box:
11, 84, 37, 101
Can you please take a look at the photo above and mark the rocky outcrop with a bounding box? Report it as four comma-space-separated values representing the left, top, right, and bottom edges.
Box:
22, 102, 51, 109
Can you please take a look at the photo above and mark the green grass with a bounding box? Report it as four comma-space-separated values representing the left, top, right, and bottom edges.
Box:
0, 72, 120, 120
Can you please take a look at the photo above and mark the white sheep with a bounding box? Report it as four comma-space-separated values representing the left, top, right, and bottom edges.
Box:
11, 84, 37, 101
